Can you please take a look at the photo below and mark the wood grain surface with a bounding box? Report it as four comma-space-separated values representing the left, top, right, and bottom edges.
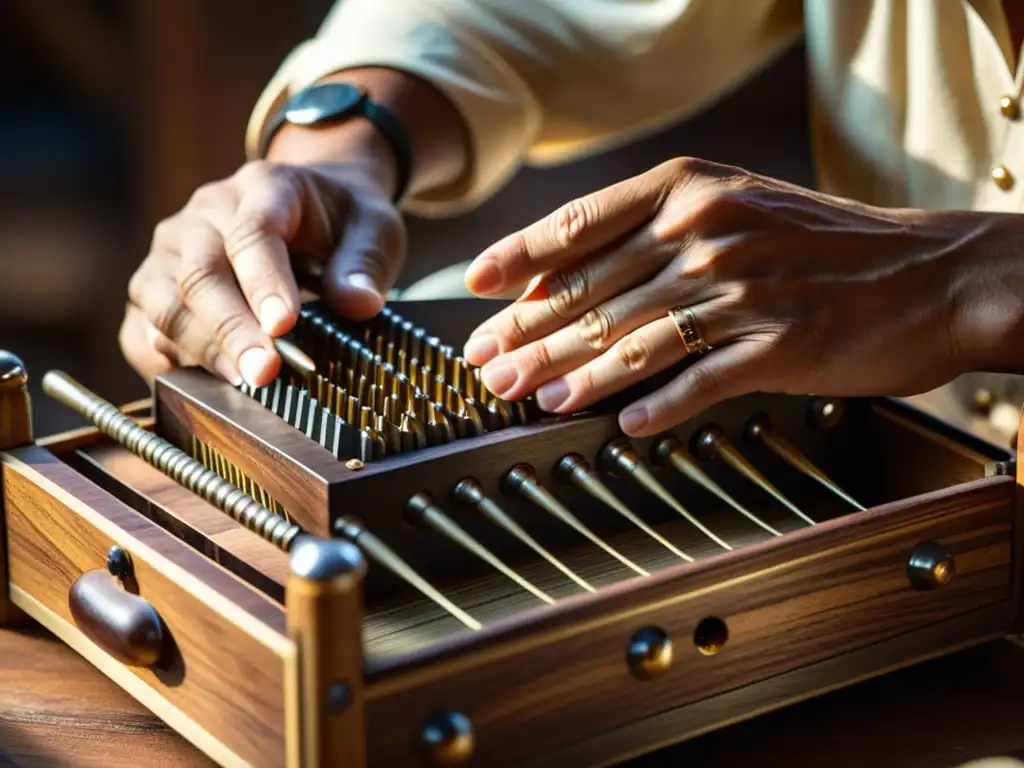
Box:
361, 476, 1015, 765
2, 446, 293, 767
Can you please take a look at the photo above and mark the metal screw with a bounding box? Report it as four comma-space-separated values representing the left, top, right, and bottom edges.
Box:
324, 681, 351, 713
345, 458, 365, 471
106, 545, 132, 580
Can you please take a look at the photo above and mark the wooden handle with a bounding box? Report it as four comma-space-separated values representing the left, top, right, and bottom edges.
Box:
68, 571, 165, 667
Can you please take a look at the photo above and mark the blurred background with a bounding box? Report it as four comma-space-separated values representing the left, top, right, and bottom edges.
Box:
0, 0, 1014, 444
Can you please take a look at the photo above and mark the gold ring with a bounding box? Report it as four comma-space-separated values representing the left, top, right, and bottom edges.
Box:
669, 306, 710, 356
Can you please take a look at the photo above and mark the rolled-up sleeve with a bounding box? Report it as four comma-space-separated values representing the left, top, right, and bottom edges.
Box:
246, 0, 803, 217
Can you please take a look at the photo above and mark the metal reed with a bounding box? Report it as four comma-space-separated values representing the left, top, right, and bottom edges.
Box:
42, 370, 302, 551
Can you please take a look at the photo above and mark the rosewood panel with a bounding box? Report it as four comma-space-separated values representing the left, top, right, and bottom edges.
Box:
155, 370, 336, 536
2, 445, 293, 768
362, 478, 1015, 765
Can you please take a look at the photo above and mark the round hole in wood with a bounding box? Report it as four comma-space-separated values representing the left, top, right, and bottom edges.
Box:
693, 617, 728, 655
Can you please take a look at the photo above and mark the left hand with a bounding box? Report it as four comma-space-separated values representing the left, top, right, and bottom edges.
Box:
459, 157, 998, 437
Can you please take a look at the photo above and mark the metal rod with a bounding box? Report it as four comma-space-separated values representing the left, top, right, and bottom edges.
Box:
42, 370, 301, 550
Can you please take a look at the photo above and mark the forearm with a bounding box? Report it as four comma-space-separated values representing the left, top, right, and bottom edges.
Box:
950, 212, 1024, 374
266, 66, 470, 202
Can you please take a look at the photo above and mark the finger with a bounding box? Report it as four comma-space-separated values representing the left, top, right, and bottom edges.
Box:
322, 196, 405, 321
618, 340, 769, 437
463, 224, 671, 366
520, 316, 687, 414
119, 303, 174, 385
464, 166, 674, 296
482, 281, 729, 402
128, 256, 244, 383
223, 164, 304, 335
175, 218, 278, 386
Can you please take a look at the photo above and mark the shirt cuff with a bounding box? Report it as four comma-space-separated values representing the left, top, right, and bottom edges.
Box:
245, 0, 542, 218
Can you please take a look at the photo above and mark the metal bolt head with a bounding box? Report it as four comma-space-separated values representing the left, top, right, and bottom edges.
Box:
0, 351, 27, 391
627, 626, 673, 680
324, 681, 351, 713
344, 458, 365, 471
106, 545, 132, 580
808, 398, 844, 430
907, 541, 956, 591
418, 710, 475, 764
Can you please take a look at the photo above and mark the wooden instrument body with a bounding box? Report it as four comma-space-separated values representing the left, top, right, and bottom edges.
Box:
1, 298, 1022, 767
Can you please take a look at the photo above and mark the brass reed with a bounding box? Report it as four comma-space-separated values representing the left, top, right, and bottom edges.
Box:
42, 370, 301, 551
743, 414, 865, 511
600, 439, 735, 551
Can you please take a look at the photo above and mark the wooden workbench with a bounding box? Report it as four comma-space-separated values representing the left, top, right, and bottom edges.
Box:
2, 624, 1024, 767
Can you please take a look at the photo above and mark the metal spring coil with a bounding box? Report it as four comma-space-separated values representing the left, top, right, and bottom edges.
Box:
42, 372, 301, 551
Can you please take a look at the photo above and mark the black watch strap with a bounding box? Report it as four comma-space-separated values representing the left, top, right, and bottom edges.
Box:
259, 83, 413, 205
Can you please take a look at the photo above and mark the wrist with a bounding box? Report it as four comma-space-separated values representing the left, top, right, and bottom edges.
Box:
264, 67, 469, 203
948, 213, 1024, 372
267, 118, 399, 199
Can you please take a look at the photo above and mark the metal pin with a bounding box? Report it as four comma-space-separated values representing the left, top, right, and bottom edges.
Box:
503, 465, 648, 577
744, 414, 865, 511
406, 492, 555, 604
600, 438, 734, 550
556, 454, 693, 562
692, 425, 817, 525
334, 517, 481, 631
453, 479, 595, 593
652, 437, 782, 537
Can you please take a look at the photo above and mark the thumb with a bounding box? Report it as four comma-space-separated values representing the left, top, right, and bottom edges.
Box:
322, 196, 406, 321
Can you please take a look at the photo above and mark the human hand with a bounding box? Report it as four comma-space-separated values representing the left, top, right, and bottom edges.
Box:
120, 154, 404, 388
460, 157, 998, 437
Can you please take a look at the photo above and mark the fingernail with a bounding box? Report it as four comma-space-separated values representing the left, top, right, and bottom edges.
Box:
481, 359, 518, 395
238, 347, 272, 387
464, 333, 499, 365
620, 406, 650, 434
536, 378, 570, 411
464, 257, 502, 295
212, 355, 243, 387
346, 272, 381, 297
259, 296, 290, 334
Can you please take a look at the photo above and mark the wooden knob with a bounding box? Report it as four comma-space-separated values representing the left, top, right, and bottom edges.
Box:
68, 571, 165, 667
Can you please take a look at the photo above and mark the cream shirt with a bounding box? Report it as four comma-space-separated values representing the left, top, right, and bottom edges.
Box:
246, 0, 1024, 220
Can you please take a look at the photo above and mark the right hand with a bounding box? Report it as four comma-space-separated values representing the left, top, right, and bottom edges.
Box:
120, 156, 405, 388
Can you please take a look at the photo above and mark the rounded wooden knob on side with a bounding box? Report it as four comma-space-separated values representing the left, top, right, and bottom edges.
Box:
68, 570, 165, 667
906, 541, 956, 591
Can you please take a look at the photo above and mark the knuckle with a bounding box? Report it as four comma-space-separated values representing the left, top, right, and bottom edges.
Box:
236, 159, 275, 182
615, 331, 653, 372
187, 181, 225, 208
680, 363, 719, 398
523, 340, 553, 376
177, 257, 220, 304
577, 305, 615, 350
151, 217, 177, 247
502, 305, 531, 347
212, 310, 253, 350
149, 296, 189, 342
546, 268, 590, 318
224, 211, 278, 257
551, 197, 597, 247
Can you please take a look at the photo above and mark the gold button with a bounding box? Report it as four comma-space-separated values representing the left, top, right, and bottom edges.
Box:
1001, 95, 1020, 119
992, 164, 1015, 190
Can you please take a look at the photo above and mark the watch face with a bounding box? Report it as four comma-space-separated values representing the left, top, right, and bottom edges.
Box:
286, 83, 366, 126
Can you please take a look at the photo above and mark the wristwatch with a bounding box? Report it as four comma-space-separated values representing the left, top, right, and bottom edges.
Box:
259, 82, 413, 204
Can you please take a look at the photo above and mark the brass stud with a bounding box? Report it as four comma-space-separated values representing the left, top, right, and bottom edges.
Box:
991, 164, 1015, 190
907, 541, 956, 591
627, 626, 673, 680
0, 350, 27, 390
344, 458, 365, 471
418, 710, 475, 764
1001, 94, 1020, 119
